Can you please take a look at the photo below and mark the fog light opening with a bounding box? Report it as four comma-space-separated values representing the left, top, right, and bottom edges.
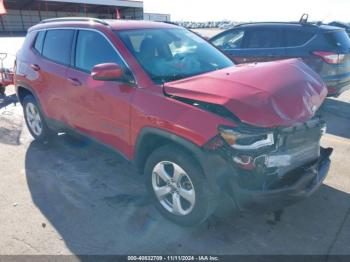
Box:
233, 155, 255, 170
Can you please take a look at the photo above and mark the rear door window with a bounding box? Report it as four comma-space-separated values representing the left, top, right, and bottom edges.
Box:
325, 30, 350, 49
285, 30, 314, 47
42, 29, 75, 65
244, 29, 284, 48
212, 30, 246, 49
74, 30, 126, 73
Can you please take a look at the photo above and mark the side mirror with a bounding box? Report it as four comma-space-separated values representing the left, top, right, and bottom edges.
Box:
91, 63, 123, 81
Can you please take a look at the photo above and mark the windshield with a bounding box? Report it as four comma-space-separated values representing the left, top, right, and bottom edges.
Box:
117, 28, 234, 84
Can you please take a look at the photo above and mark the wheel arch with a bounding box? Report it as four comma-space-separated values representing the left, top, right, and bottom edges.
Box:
15, 83, 47, 116
16, 83, 38, 104
134, 127, 207, 175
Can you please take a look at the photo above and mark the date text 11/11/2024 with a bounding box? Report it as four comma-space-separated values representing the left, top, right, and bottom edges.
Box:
127, 256, 220, 261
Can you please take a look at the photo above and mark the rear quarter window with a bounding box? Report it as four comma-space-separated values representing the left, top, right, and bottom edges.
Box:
285, 30, 314, 47
33, 31, 46, 54
42, 29, 75, 65
324, 30, 350, 49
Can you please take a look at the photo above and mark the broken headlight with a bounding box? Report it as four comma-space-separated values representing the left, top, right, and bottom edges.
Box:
218, 125, 274, 150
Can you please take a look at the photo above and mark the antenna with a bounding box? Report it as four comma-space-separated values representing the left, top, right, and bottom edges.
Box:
299, 13, 309, 24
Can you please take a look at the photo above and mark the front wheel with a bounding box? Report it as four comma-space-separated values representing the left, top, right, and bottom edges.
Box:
145, 145, 215, 226
23, 95, 55, 142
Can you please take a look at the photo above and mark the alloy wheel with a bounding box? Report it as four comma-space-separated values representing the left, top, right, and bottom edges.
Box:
25, 102, 43, 136
152, 161, 196, 216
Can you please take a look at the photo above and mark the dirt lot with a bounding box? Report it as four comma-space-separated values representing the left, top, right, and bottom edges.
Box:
0, 85, 349, 256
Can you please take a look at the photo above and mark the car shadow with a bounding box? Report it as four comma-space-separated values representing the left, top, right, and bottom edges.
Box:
24, 135, 350, 255
320, 98, 350, 140
0, 94, 21, 145
0, 93, 17, 109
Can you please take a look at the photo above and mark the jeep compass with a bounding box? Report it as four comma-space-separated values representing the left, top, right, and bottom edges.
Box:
15, 18, 332, 226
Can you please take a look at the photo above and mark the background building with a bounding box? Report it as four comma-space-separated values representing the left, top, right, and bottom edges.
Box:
0, 0, 145, 35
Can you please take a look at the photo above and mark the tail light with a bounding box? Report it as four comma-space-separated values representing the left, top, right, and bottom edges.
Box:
313, 51, 346, 64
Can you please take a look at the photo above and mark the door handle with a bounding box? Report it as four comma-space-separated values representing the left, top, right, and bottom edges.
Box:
67, 78, 82, 86
30, 64, 40, 71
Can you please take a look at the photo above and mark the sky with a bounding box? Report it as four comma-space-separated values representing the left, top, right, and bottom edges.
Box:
143, 0, 350, 22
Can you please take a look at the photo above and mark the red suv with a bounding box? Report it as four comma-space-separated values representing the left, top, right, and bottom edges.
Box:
15, 18, 332, 226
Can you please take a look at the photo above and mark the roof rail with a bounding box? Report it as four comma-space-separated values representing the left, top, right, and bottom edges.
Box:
40, 17, 109, 26
235, 21, 314, 27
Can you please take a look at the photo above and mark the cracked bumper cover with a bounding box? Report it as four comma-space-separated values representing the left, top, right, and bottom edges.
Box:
199, 145, 333, 213
228, 147, 333, 212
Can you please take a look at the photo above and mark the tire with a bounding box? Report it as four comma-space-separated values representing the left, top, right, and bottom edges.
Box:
145, 144, 216, 226
23, 95, 55, 142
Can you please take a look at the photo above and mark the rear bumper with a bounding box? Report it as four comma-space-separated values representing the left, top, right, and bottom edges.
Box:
230, 147, 332, 212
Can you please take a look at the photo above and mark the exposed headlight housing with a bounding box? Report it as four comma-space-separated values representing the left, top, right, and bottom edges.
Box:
218, 125, 274, 150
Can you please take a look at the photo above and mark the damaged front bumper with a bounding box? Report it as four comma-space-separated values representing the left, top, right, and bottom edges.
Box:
203, 117, 333, 212
230, 147, 332, 212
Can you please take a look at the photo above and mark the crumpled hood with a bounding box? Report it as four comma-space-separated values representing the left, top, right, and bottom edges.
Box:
164, 59, 327, 128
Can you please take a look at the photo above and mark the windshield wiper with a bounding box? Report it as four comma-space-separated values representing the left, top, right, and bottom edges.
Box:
152, 74, 195, 84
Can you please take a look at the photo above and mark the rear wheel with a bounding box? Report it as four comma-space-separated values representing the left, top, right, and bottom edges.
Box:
145, 145, 215, 226
23, 95, 55, 142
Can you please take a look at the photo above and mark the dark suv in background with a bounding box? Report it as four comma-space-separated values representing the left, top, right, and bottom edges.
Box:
211, 21, 350, 96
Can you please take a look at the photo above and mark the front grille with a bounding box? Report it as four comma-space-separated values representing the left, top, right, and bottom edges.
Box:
271, 120, 323, 176
283, 126, 322, 149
